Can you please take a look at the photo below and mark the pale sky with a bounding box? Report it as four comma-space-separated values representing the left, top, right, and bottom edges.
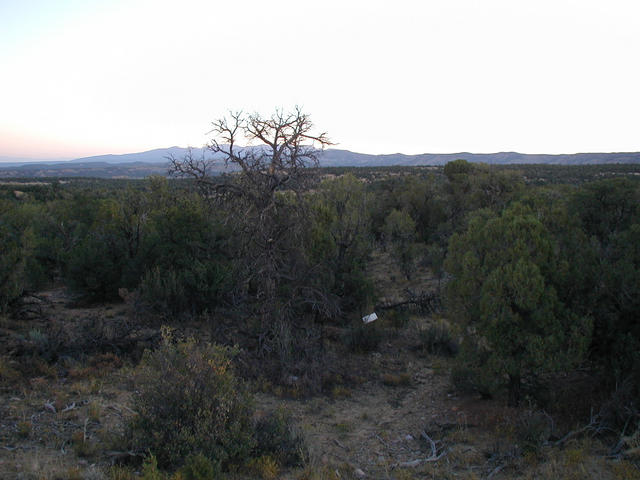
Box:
1, 0, 639, 159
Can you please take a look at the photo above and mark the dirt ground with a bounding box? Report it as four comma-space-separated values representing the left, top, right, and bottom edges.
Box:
0, 286, 476, 480
1, 260, 639, 479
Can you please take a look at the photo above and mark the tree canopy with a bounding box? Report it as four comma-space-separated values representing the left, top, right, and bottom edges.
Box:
445, 204, 592, 405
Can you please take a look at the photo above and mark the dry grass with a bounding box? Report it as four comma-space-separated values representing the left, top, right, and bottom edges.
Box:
381, 372, 412, 387
1, 285, 639, 479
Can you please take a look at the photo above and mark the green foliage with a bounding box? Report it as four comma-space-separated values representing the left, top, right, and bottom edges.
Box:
127, 329, 306, 476
128, 330, 255, 470
0, 223, 29, 310
568, 179, 640, 386
3, 167, 640, 429
592, 223, 640, 383
179, 453, 220, 480
59, 180, 232, 310
0, 201, 37, 310
424, 243, 446, 283
471, 166, 524, 210
342, 320, 382, 353
66, 228, 128, 301
64, 196, 139, 300
419, 319, 458, 356
445, 204, 591, 405
260, 317, 325, 394
384, 208, 421, 279
396, 175, 448, 243
516, 410, 554, 453
450, 337, 500, 398
141, 454, 166, 480
139, 262, 230, 317
246, 455, 279, 480
139, 193, 232, 316
254, 407, 305, 467
570, 178, 639, 244
443, 159, 476, 180
309, 174, 374, 313
517, 186, 598, 313
29, 193, 100, 285
442, 160, 524, 235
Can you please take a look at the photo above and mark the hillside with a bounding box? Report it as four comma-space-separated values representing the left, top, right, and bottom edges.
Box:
3, 148, 640, 178
56, 147, 640, 166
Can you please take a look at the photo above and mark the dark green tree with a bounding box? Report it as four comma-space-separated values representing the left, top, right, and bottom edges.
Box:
442, 160, 524, 234
569, 178, 640, 385
445, 204, 591, 405
140, 188, 233, 316
0, 202, 34, 311
570, 178, 639, 245
595, 223, 640, 382
309, 173, 374, 313
397, 175, 447, 243
383, 208, 420, 280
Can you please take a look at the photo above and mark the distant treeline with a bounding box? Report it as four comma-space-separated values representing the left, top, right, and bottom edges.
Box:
3, 156, 640, 179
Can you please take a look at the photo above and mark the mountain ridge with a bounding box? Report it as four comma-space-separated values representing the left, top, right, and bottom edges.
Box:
2, 147, 640, 178
68, 147, 640, 167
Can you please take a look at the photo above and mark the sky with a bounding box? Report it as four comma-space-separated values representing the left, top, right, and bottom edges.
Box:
1, 0, 640, 160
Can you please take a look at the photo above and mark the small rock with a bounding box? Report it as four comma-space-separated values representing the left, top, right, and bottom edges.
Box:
354, 468, 366, 478
405, 434, 414, 441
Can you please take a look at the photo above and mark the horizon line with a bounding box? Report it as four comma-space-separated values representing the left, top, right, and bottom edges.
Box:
4, 146, 640, 164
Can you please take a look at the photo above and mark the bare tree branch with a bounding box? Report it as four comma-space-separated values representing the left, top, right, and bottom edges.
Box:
168, 107, 337, 325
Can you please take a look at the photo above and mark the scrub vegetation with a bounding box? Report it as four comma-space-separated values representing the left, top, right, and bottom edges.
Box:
1, 109, 639, 479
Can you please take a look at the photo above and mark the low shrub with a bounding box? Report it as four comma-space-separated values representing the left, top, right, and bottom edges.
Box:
109, 465, 137, 480
251, 318, 325, 395
516, 410, 554, 454
17, 421, 31, 438
419, 319, 458, 356
386, 309, 410, 330
450, 364, 476, 394
65, 232, 127, 301
141, 455, 165, 480
342, 320, 382, 353
450, 338, 500, 399
254, 407, 305, 467
599, 376, 640, 434
381, 372, 411, 387
127, 327, 308, 475
246, 455, 279, 480
138, 263, 229, 318
179, 453, 219, 480
127, 329, 255, 471
72, 430, 97, 457
0, 356, 21, 384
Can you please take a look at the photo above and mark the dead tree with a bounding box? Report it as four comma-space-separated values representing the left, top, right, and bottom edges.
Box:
170, 107, 330, 201
169, 108, 337, 325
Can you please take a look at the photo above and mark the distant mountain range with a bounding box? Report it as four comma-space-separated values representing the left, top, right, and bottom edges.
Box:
68, 147, 210, 165
320, 150, 640, 166
2, 147, 640, 178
